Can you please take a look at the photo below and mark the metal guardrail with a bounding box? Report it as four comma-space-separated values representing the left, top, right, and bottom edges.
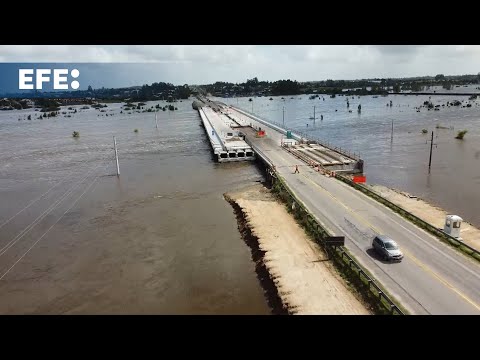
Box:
245, 133, 404, 314
243, 137, 275, 169
270, 171, 405, 315
335, 246, 404, 315
232, 106, 362, 161
336, 175, 480, 262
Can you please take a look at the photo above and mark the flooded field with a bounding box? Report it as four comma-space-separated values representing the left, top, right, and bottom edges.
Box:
0, 101, 270, 314
1, 86, 479, 314
223, 87, 480, 226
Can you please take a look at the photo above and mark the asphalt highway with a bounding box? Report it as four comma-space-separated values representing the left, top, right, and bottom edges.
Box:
229, 106, 480, 315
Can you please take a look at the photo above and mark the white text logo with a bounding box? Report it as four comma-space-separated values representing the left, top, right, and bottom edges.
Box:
19, 69, 80, 90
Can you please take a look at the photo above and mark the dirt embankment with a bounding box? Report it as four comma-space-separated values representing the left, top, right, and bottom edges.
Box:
368, 184, 480, 251
225, 184, 370, 315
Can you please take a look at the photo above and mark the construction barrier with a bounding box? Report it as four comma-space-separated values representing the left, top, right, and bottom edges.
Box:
353, 175, 366, 183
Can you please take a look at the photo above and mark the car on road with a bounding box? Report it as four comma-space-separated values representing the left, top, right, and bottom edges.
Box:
372, 235, 404, 261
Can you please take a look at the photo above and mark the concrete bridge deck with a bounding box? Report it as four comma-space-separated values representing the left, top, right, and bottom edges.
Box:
198, 106, 255, 162
226, 106, 362, 172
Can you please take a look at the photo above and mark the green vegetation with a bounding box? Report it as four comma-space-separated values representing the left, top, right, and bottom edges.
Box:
0, 99, 31, 110
272, 79, 300, 95
199, 73, 480, 97
2, 71, 478, 106
72, 131, 80, 138
36, 99, 61, 112
443, 82, 452, 90
134, 129, 139, 133
455, 130, 468, 139
422, 129, 428, 134
92, 103, 108, 109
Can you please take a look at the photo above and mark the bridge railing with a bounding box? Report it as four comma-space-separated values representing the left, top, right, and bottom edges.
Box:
232, 106, 361, 161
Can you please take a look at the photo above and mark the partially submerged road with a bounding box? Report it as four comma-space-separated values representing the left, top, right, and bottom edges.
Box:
228, 106, 480, 315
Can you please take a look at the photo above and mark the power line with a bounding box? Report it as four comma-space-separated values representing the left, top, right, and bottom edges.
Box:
0, 156, 112, 258
0, 170, 103, 281
0, 161, 94, 231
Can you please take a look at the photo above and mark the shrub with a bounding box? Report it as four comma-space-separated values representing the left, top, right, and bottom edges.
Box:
455, 130, 467, 140
422, 129, 428, 134
72, 131, 80, 138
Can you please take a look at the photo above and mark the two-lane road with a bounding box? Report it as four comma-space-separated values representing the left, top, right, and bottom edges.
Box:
229, 107, 480, 314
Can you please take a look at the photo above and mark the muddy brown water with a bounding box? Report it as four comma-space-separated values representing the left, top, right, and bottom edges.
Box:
0, 101, 270, 314
220, 90, 480, 227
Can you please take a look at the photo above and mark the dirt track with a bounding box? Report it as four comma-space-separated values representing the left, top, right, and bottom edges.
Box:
226, 184, 369, 315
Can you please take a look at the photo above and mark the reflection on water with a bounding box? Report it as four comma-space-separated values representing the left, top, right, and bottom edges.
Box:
0, 101, 270, 314
223, 89, 480, 226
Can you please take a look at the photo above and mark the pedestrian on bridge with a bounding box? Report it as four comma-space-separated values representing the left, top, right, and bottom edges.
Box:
294, 165, 300, 174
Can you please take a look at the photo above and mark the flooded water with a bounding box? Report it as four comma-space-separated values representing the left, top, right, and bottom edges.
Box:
2, 87, 479, 314
221, 87, 480, 226
0, 101, 270, 314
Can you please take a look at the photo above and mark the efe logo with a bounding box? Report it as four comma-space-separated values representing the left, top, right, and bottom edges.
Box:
19, 69, 80, 90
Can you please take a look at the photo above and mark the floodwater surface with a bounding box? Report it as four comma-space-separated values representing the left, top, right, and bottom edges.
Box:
223, 88, 480, 226
0, 101, 270, 314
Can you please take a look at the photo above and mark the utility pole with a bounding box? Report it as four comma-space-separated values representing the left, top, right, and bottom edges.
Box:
155, 111, 158, 129
283, 106, 285, 127
113, 136, 120, 177
313, 106, 316, 124
391, 118, 394, 142
428, 130, 434, 172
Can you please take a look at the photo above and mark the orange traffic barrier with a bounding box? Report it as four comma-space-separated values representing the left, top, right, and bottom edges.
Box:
353, 175, 366, 183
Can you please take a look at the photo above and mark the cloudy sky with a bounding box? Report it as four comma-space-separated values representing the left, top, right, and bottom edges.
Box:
1, 45, 479, 86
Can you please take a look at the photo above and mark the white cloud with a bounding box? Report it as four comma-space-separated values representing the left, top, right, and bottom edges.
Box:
0, 45, 479, 85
